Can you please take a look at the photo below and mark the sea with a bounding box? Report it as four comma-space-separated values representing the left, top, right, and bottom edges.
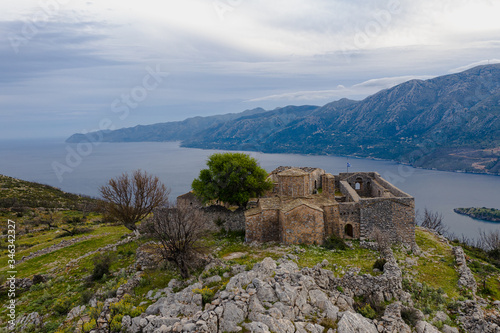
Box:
1, 138, 499, 240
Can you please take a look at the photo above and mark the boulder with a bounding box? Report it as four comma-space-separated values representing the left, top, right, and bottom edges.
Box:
337, 311, 377, 333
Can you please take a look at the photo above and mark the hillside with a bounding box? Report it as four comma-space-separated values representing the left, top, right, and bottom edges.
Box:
67, 64, 500, 175
66, 107, 272, 143
0, 175, 97, 210
2, 177, 500, 332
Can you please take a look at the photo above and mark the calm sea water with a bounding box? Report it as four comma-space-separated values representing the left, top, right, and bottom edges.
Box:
1, 138, 499, 240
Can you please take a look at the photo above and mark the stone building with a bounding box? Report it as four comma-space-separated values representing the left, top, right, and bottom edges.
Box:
245, 167, 415, 246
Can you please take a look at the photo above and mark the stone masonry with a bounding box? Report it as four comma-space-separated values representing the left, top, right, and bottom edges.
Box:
245, 167, 415, 246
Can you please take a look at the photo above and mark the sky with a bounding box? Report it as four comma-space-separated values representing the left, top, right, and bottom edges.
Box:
1, 0, 500, 139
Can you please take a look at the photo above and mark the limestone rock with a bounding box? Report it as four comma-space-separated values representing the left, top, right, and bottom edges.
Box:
453, 246, 477, 293
415, 320, 440, 333
337, 311, 378, 333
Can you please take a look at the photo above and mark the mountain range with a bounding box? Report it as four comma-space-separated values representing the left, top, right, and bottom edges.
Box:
67, 64, 500, 174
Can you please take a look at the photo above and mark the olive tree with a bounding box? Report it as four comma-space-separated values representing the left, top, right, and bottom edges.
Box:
191, 153, 272, 208
99, 170, 169, 234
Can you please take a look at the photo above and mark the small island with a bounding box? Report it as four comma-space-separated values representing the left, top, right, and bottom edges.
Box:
454, 207, 500, 222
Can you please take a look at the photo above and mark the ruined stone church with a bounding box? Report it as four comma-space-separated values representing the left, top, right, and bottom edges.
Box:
244, 167, 415, 246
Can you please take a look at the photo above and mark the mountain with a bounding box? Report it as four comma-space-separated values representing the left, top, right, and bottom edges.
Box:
67, 64, 500, 174
66, 107, 272, 143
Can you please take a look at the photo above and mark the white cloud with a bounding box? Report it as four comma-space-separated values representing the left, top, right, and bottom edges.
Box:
449, 59, 500, 73
246, 75, 435, 102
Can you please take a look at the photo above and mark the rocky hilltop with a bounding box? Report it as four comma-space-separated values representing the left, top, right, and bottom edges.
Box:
67, 65, 500, 175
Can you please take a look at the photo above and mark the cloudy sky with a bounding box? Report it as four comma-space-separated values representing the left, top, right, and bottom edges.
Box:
1, 0, 500, 139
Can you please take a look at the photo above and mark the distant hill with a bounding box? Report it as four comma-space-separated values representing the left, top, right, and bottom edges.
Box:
66, 107, 272, 143
67, 64, 500, 174
0, 174, 97, 209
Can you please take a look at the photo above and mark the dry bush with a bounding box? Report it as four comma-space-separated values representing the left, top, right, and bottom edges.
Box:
418, 208, 447, 234
144, 206, 208, 278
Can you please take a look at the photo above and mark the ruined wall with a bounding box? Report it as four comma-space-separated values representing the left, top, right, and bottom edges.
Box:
322, 204, 339, 236
201, 205, 246, 232
281, 206, 324, 245
373, 173, 412, 198
338, 202, 361, 239
245, 209, 280, 243
321, 174, 336, 198
370, 179, 393, 198
308, 168, 325, 194
339, 181, 360, 203
359, 198, 415, 245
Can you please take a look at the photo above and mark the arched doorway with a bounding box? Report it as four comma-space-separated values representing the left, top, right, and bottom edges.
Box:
344, 224, 353, 237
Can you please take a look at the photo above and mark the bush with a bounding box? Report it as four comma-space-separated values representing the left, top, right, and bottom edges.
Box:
80, 289, 94, 305
91, 253, 114, 281
373, 258, 387, 271
193, 287, 215, 306
53, 297, 72, 315
323, 234, 348, 251
357, 304, 377, 319
401, 308, 420, 326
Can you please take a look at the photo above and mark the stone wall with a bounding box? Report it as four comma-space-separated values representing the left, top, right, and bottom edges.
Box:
281, 205, 324, 244
359, 198, 415, 245
308, 168, 325, 193
245, 209, 280, 243
338, 202, 361, 239
201, 205, 245, 232
321, 174, 335, 198
278, 174, 308, 197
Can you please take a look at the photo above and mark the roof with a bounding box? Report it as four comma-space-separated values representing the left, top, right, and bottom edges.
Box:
279, 168, 309, 177
281, 199, 323, 213
271, 166, 324, 175
177, 191, 197, 200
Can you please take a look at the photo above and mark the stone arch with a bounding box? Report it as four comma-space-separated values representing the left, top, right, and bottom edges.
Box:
344, 224, 354, 237
355, 177, 363, 191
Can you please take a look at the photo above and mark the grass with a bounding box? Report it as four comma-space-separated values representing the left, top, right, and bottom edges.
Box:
403, 228, 460, 298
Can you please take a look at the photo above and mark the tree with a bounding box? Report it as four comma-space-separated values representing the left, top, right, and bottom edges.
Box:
191, 153, 272, 208
417, 208, 447, 235
144, 206, 206, 278
99, 170, 169, 234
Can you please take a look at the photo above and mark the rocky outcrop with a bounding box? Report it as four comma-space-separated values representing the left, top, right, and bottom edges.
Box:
118, 255, 418, 333
457, 300, 500, 333
453, 246, 478, 294
338, 311, 377, 332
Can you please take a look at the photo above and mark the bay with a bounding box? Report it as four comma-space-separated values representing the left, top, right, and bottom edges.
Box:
1, 138, 499, 240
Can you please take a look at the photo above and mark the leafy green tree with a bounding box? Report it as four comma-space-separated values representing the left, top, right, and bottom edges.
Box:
192, 153, 272, 208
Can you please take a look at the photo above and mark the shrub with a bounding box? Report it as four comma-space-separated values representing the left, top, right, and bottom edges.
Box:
373, 258, 387, 271
357, 304, 377, 319
401, 308, 420, 326
91, 253, 114, 281
80, 289, 94, 305
193, 287, 215, 306
323, 234, 348, 251
53, 297, 72, 315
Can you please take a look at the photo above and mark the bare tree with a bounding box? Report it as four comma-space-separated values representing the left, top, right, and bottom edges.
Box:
418, 208, 447, 234
477, 229, 500, 251
371, 227, 391, 252
144, 205, 207, 278
99, 170, 170, 235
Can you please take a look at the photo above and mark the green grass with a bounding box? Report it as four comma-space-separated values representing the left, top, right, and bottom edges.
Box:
410, 228, 460, 298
